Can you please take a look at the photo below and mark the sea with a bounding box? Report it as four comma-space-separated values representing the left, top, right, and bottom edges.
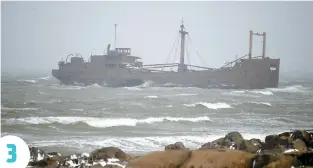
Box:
1, 72, 313, 155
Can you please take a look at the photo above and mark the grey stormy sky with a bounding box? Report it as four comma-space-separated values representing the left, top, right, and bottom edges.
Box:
1, 1, 313, 74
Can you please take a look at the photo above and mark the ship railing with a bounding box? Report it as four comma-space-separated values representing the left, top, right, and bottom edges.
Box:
142, 63, 214, 71
142, 63, 179, 67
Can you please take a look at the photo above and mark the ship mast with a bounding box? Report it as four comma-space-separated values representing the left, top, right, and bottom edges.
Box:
114, 24, 117, 49
178, 18, 188, 72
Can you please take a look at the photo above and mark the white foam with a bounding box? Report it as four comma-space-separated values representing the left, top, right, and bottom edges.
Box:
183, 102, 232, 109
5, 116, 211, 128
108, 158, 120, 162
70, 154, 77, 159
70, 109, 84, 111
81, 153, 89, 157
227, 90, 273, 96
270, 85, 307, 93
284, 149, 299, 153
176, 93, 198, 96
232, 90, 245, 94
166, 105, 173, 108
144, 95, 159, 99
37, 76, 51, 80
52, 85, 83, 90
123, 87, 142, 91
250, 90, 274, 95
18, 79, 36, 83
250, 102, 272, 106
140, 80, 155, 88
28, 133, 268, 154
1, 107, 39, 111
84, 83, 102, 88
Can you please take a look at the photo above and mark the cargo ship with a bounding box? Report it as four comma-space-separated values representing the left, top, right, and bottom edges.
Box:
52, 20, 280, 89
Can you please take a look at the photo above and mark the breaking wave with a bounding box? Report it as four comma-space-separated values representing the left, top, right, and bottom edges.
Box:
123, 80, 155, 90
270, 85, 307, 93
250, 102, 272, 106
176, 93, 198, 96
183, 102, 232, 109
4, 116, 212, 128
234, 102, 272, 106
18, 79, 37, 83
144, 95, 159, 99
84, 83, 102, 88
228, 85, 308, 96
51, 83, 103, 90
28, 133, 267, 153
228, 90, 274, 96
1, 107, 39, 111
37, 76, 51, 80
250, 90, 274, 95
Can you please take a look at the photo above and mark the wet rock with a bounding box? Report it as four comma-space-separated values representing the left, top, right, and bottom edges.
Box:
291, 130, 312, 147
164, 141, 186, 150
90, 147, 132, 162
29, 147, 50, 163
46, 157, 60, 168
47, 152, 62, 157
278, 132, 290, 139
200, 142, 221, 149
28, 157, 60, 168
292, 139, 308, 153
182, 149, 254, 168
127, 148, 256, 168
210, 131, 261, 153
212, 132, 244, 148
252, 154, 296, 168
261, 134, 294, 153
127, 150, 190, 168
263, 134, 280, 150
59, 153, 91, 167
296, 151, 313, 166
249, 138, 262, 147
243, 140, 261, 153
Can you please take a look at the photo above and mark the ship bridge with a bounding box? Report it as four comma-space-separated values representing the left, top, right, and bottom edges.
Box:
115, 48, 131, 55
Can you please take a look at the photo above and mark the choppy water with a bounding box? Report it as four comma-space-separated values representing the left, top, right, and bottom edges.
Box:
1, 73, 313, 155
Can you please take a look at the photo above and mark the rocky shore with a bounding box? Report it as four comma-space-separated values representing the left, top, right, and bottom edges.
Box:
27, 130, 313, 168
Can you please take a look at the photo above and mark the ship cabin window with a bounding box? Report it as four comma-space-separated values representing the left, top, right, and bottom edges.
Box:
270, 64, 277, 71
105, 64, 116, 68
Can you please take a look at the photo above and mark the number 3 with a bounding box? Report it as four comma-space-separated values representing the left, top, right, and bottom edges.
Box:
7, 144, 17, 163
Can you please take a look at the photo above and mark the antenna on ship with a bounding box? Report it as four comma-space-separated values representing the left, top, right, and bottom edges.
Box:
179, 18, 188, 72
114, 24, 118, 49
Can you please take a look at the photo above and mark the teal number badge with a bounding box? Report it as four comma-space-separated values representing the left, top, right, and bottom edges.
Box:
6, 144, 17, 163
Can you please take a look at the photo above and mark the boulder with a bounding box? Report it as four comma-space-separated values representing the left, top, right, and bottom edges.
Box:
28, 157, 60, 168
292, 139, 308, 153
29, 147, 50, 163
210, 132, 261, 153
243, 140, 261, 153
291, 130, 312, 147
295, 151, 313, 166
212, 132, 244, 149
126, 149, 190, 168
164, 141, 186, 150
90, 147, 132, 162
252, 154, 296, 168
181, 149, 254, 168
200, 142, 221, 149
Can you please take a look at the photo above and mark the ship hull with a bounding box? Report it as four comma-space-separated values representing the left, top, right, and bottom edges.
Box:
52, 58, 280, 89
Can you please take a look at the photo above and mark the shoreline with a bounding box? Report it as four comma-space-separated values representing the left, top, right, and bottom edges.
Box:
27, 129, 313, 168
